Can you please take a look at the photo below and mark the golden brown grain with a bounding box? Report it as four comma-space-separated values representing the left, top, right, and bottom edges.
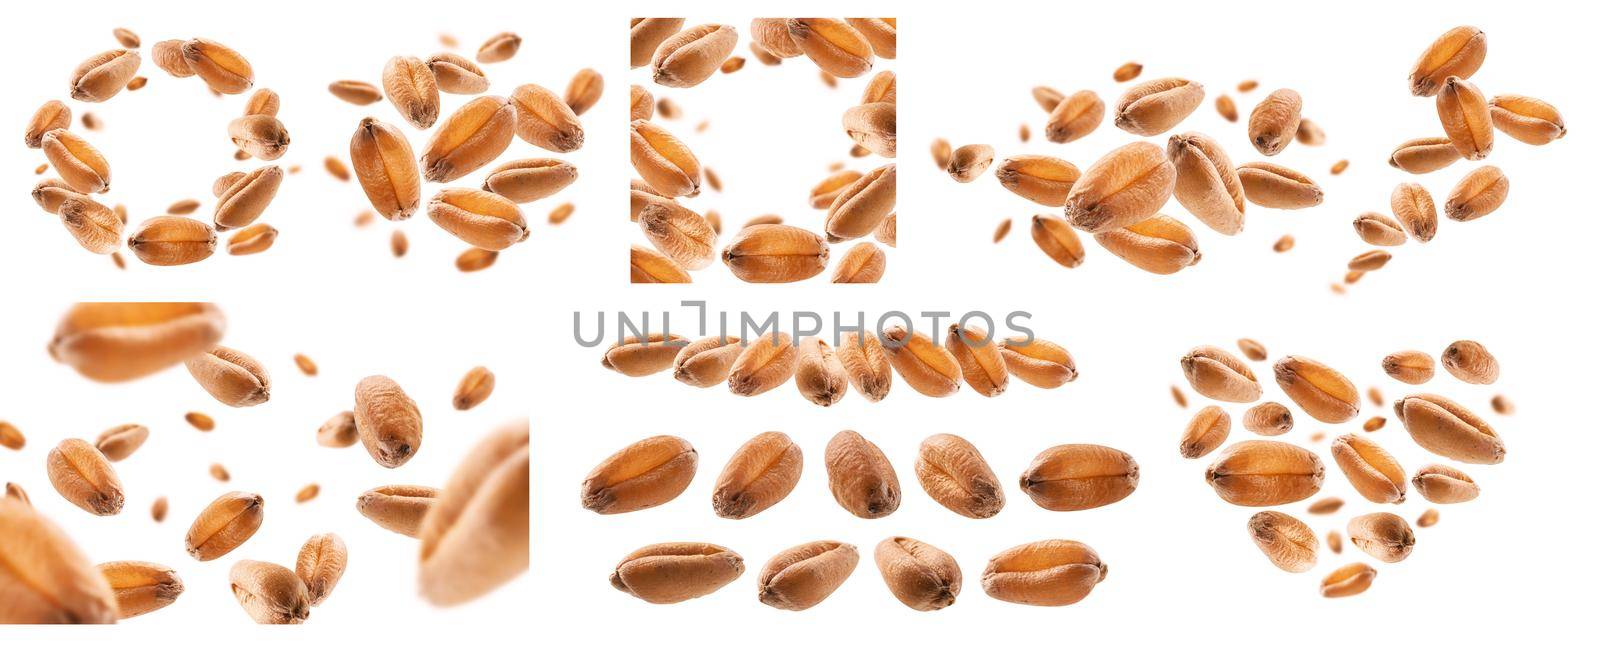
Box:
843, 102, 898, 159
881, 326, 961, 397
209, 463, 230, 482
214, 164, 283, 230
1205, 440, 1325, 506
1114, 77, 1204, 136
1020, 444, 1139, 510
1323, 561, 1378, 596
825, 164, 896, 242
149, 40, 191, 78
1437, 76, 1493, 160
127, 216, 217, 266
631, 19, 687, 68
1331, 434, 1407, 504
862, 70, 897, 104
1307, 497, 1344, 515
1275, 356, 1360, 423
638, 201, 716, 270
423, 52, 488, 95
185, 411, 215, 432
356, 485, 437, 537
186, 491, 263, 560
1390, 182, 1440, 243
225, 223, 277, 255
810, 170, 864, 208
581, 435, 696, 515
0, 497, 119, 623
1167, 132, 1245, 235
1240, 402, 1292, 437
946, 325, 1008, 397
1389, 136, 1460, 174
1215, 94, 1238, 122
652, 24, 738, 87
795, 337, 850, 404
1353, 212, 1407, 246
1273, 234, 1294, 252
42, 129, 111, 194
1442, 340, 1498, 384
1248, 89, 1302, 156
99, 560, 182, 619
316, 411, 356, 448
417, 419, 529, 606
1383, 350, 1435, 384
1348, 250, 1391, 272
52, 196, 122, 254
847, 18, 896, 58
610, 542, 744, 603
1444, 165, 1509, 222
722, 224, 830, 283
25, 100, 71, 149
295, 484, 319, 503
420, 95, 516, 182
1489, 94, 1566, 145
788, 18, 874, 78
839, 331, 893, 401
32, 178, 82, 214
946, 144, 993, 183
728, 332, 799, 396
293, 533, 345, 608
427, 187, 528, 251
1094, 214, 1202, 275
0, 422, 24, 451
876, 537, 960, 611
996, 155, 1080, 207
328, 80, 382, 105
1045, 90, 1105, 144
1237, 162, 1323, 209
475, 31, 521, 63
999, 337, 1076, 388
838, 240, 889, 283
712, 431, 801, 519
1411, 464, 1479, 504
1065, 141, 1176, 232
480, 156, 576, 203
182, 39, 253, 95
1296, 118, 1326, 145
602, 334, 688, 376
353, 375, 422, 469
70, 49, 141, 102
672, 337, 744, 387
1409, 26, 1485, 97
915, 433, 1004, 519
750, 18, 801, 59
449, 365, 494, 411
1417, 508, 1440, 527
1347, 513, 1414, 563
91, 425, 145, 460
1248, 511, 1318, 573
630, 119, 700, 196
1181, 345, 1261, 402
349, 118, 419, 220
759, 540, 860, 611
229, 560, 309, 624
183, 345, 271, 407
1395, 393, 1504, 464
1179, 405, 1230, 459
47, 438, 124, 515
825, 430, 900, 518
981, 540, 1106, 607
49, 302, 225, 383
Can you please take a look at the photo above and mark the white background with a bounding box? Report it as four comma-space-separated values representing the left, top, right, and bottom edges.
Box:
4, 0, 1599, 646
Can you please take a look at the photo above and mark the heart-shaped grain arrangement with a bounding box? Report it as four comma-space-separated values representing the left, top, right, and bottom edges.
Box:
1176, 338, 1509, 597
